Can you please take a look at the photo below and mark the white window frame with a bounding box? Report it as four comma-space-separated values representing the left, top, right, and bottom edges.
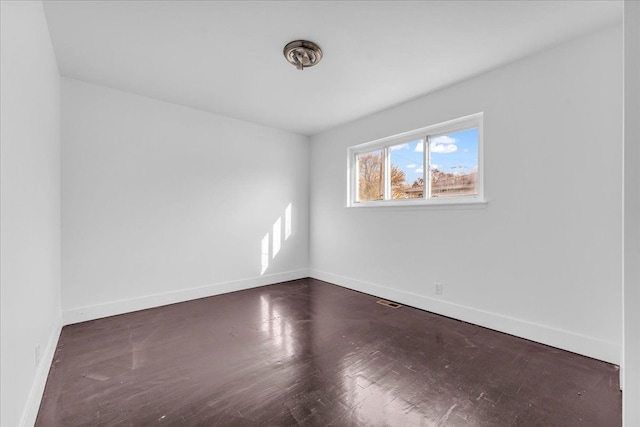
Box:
347, 113, 485, 208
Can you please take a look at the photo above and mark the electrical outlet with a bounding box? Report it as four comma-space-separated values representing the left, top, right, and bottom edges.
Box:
35, 344, 41, 367
435, 282, 443, 295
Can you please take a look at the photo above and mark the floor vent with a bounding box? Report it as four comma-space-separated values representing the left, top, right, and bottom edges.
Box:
376, 300, 402, 309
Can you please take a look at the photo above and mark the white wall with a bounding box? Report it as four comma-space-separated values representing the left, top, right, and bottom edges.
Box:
310, 25, 623, 364
624, 1, 640, 424
61, 79, 309, 323
0, 2, 63, 426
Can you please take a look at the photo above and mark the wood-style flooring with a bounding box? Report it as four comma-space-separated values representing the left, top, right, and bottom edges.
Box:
36, 278, 621, 426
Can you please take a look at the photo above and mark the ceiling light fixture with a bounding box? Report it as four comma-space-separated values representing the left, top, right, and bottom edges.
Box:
283, 40, 323, 70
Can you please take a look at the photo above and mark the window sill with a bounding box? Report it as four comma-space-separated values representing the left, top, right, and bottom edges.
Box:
347, 198, 488, 210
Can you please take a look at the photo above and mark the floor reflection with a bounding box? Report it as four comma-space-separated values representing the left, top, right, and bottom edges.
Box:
260, 294, 294, 359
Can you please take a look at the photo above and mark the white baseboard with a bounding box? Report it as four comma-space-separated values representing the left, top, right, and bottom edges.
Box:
309, 269, 620, 365
20, 314, 63, 427
62, 269, 309, 325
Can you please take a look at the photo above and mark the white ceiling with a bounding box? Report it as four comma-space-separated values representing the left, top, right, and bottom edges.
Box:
42, 1, 622, 136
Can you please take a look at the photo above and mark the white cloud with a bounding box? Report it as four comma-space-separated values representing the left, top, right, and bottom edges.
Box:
415, 168, 424, 173
430, 164, 439, 169
390, 143, 409, 151
406, 164, 416, 168
463, 148, 469, 153
432, 135, 456, 145
431, 143, 458, 154
414, 135, 458, 154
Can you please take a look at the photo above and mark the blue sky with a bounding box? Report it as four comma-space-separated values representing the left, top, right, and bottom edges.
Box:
390, 128, 478, 186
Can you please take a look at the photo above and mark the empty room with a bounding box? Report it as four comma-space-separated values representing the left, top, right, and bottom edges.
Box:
1, 1, 639, 426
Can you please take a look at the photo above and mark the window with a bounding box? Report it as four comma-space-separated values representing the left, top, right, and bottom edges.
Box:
348, 113, 484, 207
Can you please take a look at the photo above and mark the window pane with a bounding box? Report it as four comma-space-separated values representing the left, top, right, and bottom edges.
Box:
430, 128, 478, 198
357, 150, 384, 201
389, 140, 424, 199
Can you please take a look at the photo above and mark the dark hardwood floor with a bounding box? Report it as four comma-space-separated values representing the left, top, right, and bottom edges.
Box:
36, 278, 621, 426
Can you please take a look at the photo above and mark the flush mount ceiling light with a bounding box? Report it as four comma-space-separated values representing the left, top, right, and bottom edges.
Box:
283, 40, 323, 70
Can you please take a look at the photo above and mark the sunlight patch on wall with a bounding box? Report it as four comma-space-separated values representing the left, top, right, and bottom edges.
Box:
260, 203, 294, 275
261, 233, 270, 274
273, 218, 282, 259
285, 203, 292, 240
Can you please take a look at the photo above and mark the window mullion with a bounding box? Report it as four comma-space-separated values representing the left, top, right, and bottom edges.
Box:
353, 152, 359, 203
425, 136, 430, 200
384, 146, 390, 200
